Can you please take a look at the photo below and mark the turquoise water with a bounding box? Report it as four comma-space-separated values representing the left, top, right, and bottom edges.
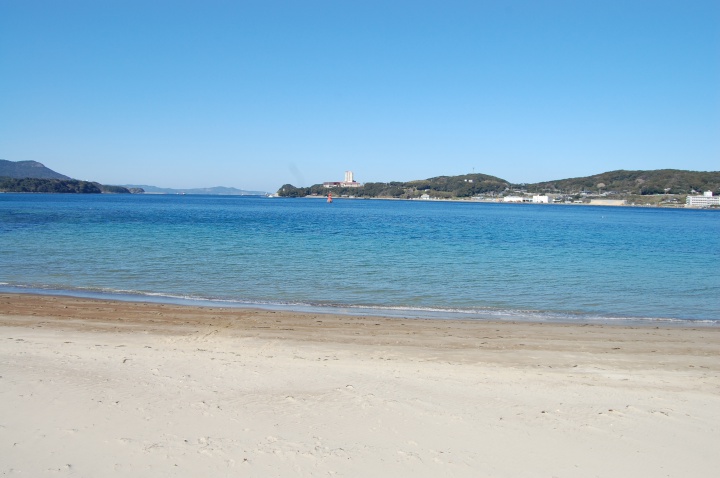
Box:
1, 193, 718, 323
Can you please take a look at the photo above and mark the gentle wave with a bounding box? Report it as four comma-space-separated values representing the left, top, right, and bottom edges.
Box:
2, 283, 717, 326
3, 194, 719, 322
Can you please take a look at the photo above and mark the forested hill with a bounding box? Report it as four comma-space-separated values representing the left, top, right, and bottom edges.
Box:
278, 169, 719, 198
0, 160, 138, 193
0, 177, 133, 194
279, 173, 511, 199
0, 160, 70, 180
525, 169, 720, 195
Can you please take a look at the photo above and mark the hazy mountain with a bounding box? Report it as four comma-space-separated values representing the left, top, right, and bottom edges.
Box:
0, 161, 265, 195
123, 185, 268, 195
0, 160, 71, 180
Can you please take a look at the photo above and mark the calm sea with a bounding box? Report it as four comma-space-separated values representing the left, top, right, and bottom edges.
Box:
1, 193, 718, 324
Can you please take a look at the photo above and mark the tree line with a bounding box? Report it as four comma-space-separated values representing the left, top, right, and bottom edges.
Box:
278, 173, 510, 198
278, 169, 720, 198
0, 177, 134, 194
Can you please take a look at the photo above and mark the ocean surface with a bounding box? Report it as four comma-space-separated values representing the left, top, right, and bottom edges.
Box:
1, 193, 718, 324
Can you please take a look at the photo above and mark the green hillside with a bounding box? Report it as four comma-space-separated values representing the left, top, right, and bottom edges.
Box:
278, 173, 510, 199
0, 177, 132, 194
0, 160, 136, 193
525, 169, 720, 195
278, 169, 719, 198
0, 159, 71, 180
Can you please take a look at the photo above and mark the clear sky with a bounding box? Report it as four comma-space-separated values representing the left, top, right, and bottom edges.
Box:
1, 0, 718, 192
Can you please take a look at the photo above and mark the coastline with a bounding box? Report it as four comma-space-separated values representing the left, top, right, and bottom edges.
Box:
3, 286, 716, 326
1, 292, 719, 476
4, 190, 717, 209
298, 194, 720, 209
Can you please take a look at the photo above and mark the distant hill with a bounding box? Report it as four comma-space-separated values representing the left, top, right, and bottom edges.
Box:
0, 177, 132, 194
279, 173, 511, 199
0, 160, 133, 193
0, 160, 264, 195
124, 185, 268, 195
278, 169, 720, 198
0, 159, 71, 180
524, 169, 720, 195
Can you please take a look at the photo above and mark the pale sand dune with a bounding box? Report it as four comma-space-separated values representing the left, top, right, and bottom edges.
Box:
1, 294, 718, 477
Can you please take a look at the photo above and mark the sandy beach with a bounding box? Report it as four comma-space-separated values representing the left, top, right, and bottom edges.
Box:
1, 293, 718, 477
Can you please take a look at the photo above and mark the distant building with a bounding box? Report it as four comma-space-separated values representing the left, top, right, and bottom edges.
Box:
686, 191, 720, 208
324, 170, 363, 188
532, 195, 549, 204
503, 196, 527, 203
589, 199, 626, 206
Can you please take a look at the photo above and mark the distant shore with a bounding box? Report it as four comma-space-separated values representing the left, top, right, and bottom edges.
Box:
300, 193, 718, 209
1, 292, 719, 476
3, 189, 717, 208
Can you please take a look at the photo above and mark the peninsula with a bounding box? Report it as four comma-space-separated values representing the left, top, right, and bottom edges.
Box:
0, 160, 138, 194
0, 160, 265, 195
278, 169, 720, 207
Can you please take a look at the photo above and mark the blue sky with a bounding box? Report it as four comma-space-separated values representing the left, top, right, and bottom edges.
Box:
1, 0, 718, 192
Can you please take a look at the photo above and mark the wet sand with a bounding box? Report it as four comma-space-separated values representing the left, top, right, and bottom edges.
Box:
1, 293, 718, 477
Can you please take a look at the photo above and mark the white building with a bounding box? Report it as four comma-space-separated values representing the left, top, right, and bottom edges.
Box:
503, 196, 527, 203
323, 171, 363, 188
532, 195, 549, 204
686, 191, 720, 208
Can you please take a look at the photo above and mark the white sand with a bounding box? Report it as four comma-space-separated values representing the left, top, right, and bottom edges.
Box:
1, 294, 719, 477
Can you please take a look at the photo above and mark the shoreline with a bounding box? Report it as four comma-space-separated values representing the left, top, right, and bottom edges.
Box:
7, 191, 718, 210
2, 286, 716, 326
2, 292, 719, 476
296, 194, 720, 209
2, 292, 719, 350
